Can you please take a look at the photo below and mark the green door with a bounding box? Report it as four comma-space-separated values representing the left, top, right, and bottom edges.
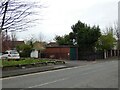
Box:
70, 47, 77, 60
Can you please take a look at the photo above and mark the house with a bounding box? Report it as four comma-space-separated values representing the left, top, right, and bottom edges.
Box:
47, 42, 59, 47
2, 41, 24, 52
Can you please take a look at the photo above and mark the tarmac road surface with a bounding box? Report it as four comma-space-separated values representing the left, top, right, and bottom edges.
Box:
2, 60, 118, 88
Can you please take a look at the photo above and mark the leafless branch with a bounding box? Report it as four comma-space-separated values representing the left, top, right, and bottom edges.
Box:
0, 0, 43, 33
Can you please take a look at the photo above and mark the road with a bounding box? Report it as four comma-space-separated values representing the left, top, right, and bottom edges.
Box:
2, 60, 118, 88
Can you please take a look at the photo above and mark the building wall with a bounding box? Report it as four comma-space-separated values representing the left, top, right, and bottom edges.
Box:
2, 41, 24, 52
43, 47, 70, 60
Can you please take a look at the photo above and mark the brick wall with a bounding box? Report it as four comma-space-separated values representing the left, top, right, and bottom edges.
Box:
43, 47, 70, 60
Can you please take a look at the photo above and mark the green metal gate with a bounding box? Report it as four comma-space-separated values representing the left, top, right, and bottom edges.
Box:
70, 47, 77, 60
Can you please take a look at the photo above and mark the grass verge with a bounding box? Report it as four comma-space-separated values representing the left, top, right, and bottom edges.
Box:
0, 59, 49, 67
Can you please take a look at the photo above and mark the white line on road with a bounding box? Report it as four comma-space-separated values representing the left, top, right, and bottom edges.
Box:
27, 62, 117, 88
1, 60, 116, 80
1, 65, 90, 80
28, 78, 68, 88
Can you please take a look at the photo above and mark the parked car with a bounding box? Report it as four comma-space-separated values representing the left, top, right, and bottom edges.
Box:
1, 50, 20, 60
0, 52, 7, 59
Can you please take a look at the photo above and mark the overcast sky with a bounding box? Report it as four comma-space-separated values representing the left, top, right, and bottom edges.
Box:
17, 0, 119, 42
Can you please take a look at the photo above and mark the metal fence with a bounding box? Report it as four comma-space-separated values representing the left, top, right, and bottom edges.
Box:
78, 50, 120, 60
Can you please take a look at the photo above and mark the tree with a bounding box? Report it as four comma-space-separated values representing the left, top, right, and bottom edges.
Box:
71, 21, 101, 51
0, 0, 43, 32
16, 35, 35, 57
96, 32, 116, 51
55, 34, 73, 45
102, 22, 120, 50
0, 0, 43, 52
16, 43, 32, 57
10, 31, 17, 49
70, 21, 101, 60
113, 21, 120, 40
38, 32, 45, 42
1, 31, 11, 51
113, 22, 120, 50
33, 41, 46, 58
96, 25, 117, 51
11, 31, 17, 41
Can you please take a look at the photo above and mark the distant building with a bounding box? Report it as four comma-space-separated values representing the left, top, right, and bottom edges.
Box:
47, 42, 59, 47
2, 41, 24, 52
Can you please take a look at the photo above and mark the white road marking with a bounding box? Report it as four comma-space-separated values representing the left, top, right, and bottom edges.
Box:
1, 60, 116, 80
28, 78, 68, 88
0, 65, 89, 80
28, 62, 117, 88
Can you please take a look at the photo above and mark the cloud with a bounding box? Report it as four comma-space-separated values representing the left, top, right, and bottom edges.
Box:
17, 0, 119, 41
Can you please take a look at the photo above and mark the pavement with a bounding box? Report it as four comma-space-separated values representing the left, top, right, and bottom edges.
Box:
1, 59, 117, 78
2, 60, 118, 88
1, 60, 99, 78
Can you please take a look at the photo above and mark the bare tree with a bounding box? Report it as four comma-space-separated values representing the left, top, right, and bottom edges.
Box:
38, 32, 45, 42
0, 0, 43, 32
113, 21, 120, 49
113, 22, 120, 40
0, 0, 43, 52
11, 31, 17, 48
1, 31, 11, 51
11, 31, 17, 41
113, 22, 120, 51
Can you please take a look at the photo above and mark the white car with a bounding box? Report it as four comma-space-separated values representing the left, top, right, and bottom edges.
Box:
1, 50, 20, 60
